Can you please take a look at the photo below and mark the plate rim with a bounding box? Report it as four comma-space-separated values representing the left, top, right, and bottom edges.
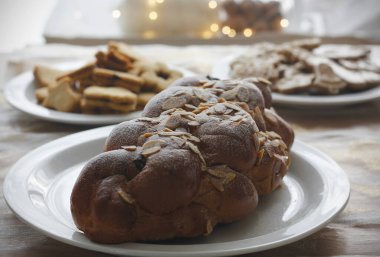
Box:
3, 126, 350, 257
211, 48, 380, 107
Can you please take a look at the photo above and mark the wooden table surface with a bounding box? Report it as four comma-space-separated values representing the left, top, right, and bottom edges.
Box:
1, 43, 380, 257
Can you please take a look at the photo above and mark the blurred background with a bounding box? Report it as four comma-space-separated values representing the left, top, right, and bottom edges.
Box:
1, 0, 380, 53
0, 0, 379, 80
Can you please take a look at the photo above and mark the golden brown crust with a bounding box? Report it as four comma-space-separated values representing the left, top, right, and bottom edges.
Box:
71, 77, 294, 243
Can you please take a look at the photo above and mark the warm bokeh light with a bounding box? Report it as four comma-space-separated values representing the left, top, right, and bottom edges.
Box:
243, 28, 253, 37
228, 29, 236, 37
148, 0, 156, 7
143, 30, 156, 39
202, 30, 213, 39
280, 18, 289, 28
208, 0, 218, 9
156, 0, 165, 3
112, 9, 121, 19
210, 23, 219, 32
222, 26, 231, 35
149, 11, 158, 20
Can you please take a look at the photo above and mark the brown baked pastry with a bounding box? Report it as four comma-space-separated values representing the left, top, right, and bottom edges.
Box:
230, 39, 380, 95
71, 77, 294, 243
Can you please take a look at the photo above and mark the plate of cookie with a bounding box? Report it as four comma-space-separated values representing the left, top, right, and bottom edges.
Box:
3, 126, 350, 257
212, 39, 380, 107
4, 41, 194, 125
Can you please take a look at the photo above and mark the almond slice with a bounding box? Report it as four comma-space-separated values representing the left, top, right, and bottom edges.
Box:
142, 145, 161, 157
121, 145, 137, 151
117, 188, 135, 204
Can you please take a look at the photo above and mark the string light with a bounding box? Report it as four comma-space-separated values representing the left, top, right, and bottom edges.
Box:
208, 0, 217, 9
112, 9, 121, 19
228, 29, 236, 37
222, 26, 231, 35
280, 18, 289, 28
210, 23, 219, 32
243, 28, 253, 37
149, 11, 158, 20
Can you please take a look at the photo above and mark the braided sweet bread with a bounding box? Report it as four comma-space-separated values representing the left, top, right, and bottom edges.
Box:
71, 77, 294, 243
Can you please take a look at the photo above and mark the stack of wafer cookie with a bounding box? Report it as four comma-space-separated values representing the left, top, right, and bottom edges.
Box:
33, 41, 183, 114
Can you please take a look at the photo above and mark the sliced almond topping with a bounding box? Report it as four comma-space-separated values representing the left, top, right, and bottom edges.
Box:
266, 147, 274, 158
205, 220, 213, 235
117, 188, 135, 204
164, 114, 180, 130
258, 78, 271, 85
184, 103, 197, 110
186, 141, 207, 167
162, 96, 187, 110
175, 110, 195, 116
223, 172, 236, 185
274, 153, 289, 165
193, 88, 209, 102
188, 120, 200, 127
220, 90, 236, 101
187, 135, 201, 143
271, 139, 281, 148
142, 139, 166, 149
258, 136, 266, 147
195, 113, 210, 124
214, 103, 227, 114
170, 136, 186, 147
252, 120, 259, 133
257, 149, 265, 165
182, 114, 196, 121
210, 177, 224, 192
121, 145, 137, 151
207, 168, 227, 178
158, 131, 191, 137
162, 108, 176, 115
223, 102, 241, 111
136, 117, 159, 123
230, 115, 243, 122
193, 105, 209, 114
163, 127, 173, 132
202, 81, 216, 88
252, 133, 260, 151
236, 86, 250, 102
266, 131, 282, 139
218, 97, 226, 103
143, 132, 154, 138
173, 90, 186, 96
224, 108, 233, 115
142, 145, 161, 157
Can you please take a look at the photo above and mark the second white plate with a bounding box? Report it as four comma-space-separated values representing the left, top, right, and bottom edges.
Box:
4, 63, 194, 125
211, 48, 380, 107
3, 126, 350, 257
4, 71, 143, 125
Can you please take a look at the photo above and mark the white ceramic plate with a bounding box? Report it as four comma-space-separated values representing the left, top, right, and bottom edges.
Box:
211, 47, 380, 107
3, 126, 350, 257
3, 63, 193, 125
